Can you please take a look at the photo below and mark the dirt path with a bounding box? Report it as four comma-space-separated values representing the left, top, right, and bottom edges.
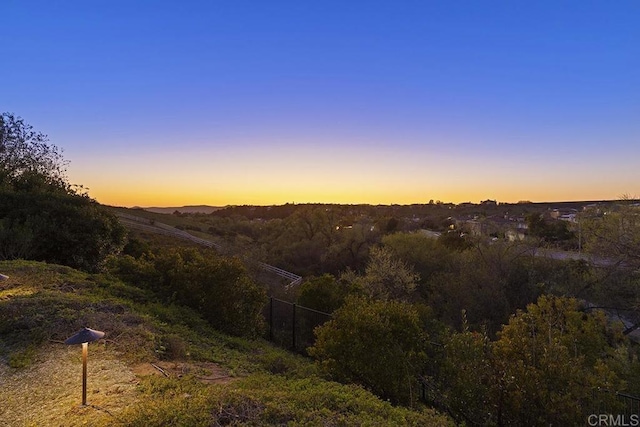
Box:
0, 344, 235, 426
0, 344, 138, 427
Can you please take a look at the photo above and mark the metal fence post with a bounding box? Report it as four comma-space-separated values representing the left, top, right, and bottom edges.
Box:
269, 297, 273, 342
292, 303, 297, 351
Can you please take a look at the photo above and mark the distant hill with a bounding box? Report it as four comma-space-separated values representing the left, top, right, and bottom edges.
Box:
139, 205, 224, 214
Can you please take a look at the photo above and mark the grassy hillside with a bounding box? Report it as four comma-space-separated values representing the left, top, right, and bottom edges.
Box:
0, 260, 453, 426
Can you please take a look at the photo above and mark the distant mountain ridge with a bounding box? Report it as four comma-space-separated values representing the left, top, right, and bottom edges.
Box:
139, 205, 224, 214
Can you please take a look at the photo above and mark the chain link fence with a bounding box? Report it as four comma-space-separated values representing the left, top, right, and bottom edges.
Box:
589, 388, 640, 421
264, 297, 332, 354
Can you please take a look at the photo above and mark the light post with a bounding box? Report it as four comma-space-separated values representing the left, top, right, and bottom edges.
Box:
64, 327, 105, 406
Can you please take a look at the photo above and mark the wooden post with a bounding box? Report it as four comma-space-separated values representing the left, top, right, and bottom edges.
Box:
82, 342, 88, 406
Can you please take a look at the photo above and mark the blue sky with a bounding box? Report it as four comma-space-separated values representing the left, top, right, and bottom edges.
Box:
3, 1, 639, 206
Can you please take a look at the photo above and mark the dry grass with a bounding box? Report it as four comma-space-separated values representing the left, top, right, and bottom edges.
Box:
0, 260, 240, 426
0, 344, 235, 427
0, 285, 36, 300
131, 360, 233, 385
0, 344, 139, 427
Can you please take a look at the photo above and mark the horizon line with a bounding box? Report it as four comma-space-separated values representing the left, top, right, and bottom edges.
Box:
114, 198, 637, 210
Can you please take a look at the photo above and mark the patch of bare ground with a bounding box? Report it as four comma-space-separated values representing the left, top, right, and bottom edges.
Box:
0, 343, 235, 426
0, 344, 138, 427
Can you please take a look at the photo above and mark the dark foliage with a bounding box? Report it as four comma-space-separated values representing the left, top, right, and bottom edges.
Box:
108, 247, 267, 337
0, 113, 126, 271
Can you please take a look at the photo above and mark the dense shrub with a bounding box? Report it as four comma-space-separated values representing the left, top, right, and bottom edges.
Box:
434, 296, 634, 426
109, 247, 267, 337
492, 296, 624, 426
115, 374, 454, 426
309, 296, 429, 405
296, 274, 352, 313
0, 113, 126, 272
0, 191, 126, 271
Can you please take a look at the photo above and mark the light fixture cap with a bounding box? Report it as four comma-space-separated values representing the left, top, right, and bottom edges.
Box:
64, 327, 105, 345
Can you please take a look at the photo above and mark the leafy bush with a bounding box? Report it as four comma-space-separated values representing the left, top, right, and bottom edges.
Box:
309, 296, 429, 405
434, 296, 636, 426
109, 247, 267, 337
0, 191, 126, 272
492, 295, 625, 425
296, 274, 352, 313
115, 374, 454, 426
0, 113, 126, 272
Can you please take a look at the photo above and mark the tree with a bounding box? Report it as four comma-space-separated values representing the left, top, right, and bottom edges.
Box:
325, 220, 378, 273
0, 113, 126, 271
582, 204, 640, 269
492, 296, 625, 426
439, 324, 497, 426
177, 249, 267, 336
0, 113, 69, 192
109, 247, 267, 336
0, 191, 126, 271
580, 203, 640, 335
296, 274, 353, 313
381, 232, 456, 296
309, 296, 429, 405
340, 246, 419, 302
526, 213, 547, 239
424, 240, 543, 335
526, 213, 575, 245
437, 231, 471, 251
435, 296, 632, 426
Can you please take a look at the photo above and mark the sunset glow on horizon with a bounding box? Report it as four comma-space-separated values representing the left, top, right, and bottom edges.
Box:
3, 1, 638, 207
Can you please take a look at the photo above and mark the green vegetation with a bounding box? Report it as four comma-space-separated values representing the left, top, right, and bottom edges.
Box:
582, 202, 640, 269
0, 113, 126, 271
436, 296, 633, 425
0, 260, 453, 426
117, 374, 453, 426
0, 191, 126, 271
526, 212, 575, 246
310, 296, 429, 406
3, 114, 640, 425
296, 274, 352, 313
108, 246, 267, 337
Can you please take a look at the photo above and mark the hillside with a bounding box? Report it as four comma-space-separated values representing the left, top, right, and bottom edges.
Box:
0, 260, 453, 426
139, 205, 225, 214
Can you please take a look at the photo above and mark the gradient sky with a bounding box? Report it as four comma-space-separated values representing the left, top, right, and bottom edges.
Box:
2, 1, 639, 207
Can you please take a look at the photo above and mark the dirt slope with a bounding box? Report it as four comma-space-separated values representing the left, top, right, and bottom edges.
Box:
0, 344, 138, 427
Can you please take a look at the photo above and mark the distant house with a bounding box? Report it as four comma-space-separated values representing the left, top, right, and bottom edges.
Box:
550, 208, 578, 223
419, 229, 442, 239
454, 214, 527, 239
506, 228, 527, 241
583, 204, 603, 215
560, 213, 577, 222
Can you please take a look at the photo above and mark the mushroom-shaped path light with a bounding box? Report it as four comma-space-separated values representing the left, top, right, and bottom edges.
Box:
64, 328, 105, 406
